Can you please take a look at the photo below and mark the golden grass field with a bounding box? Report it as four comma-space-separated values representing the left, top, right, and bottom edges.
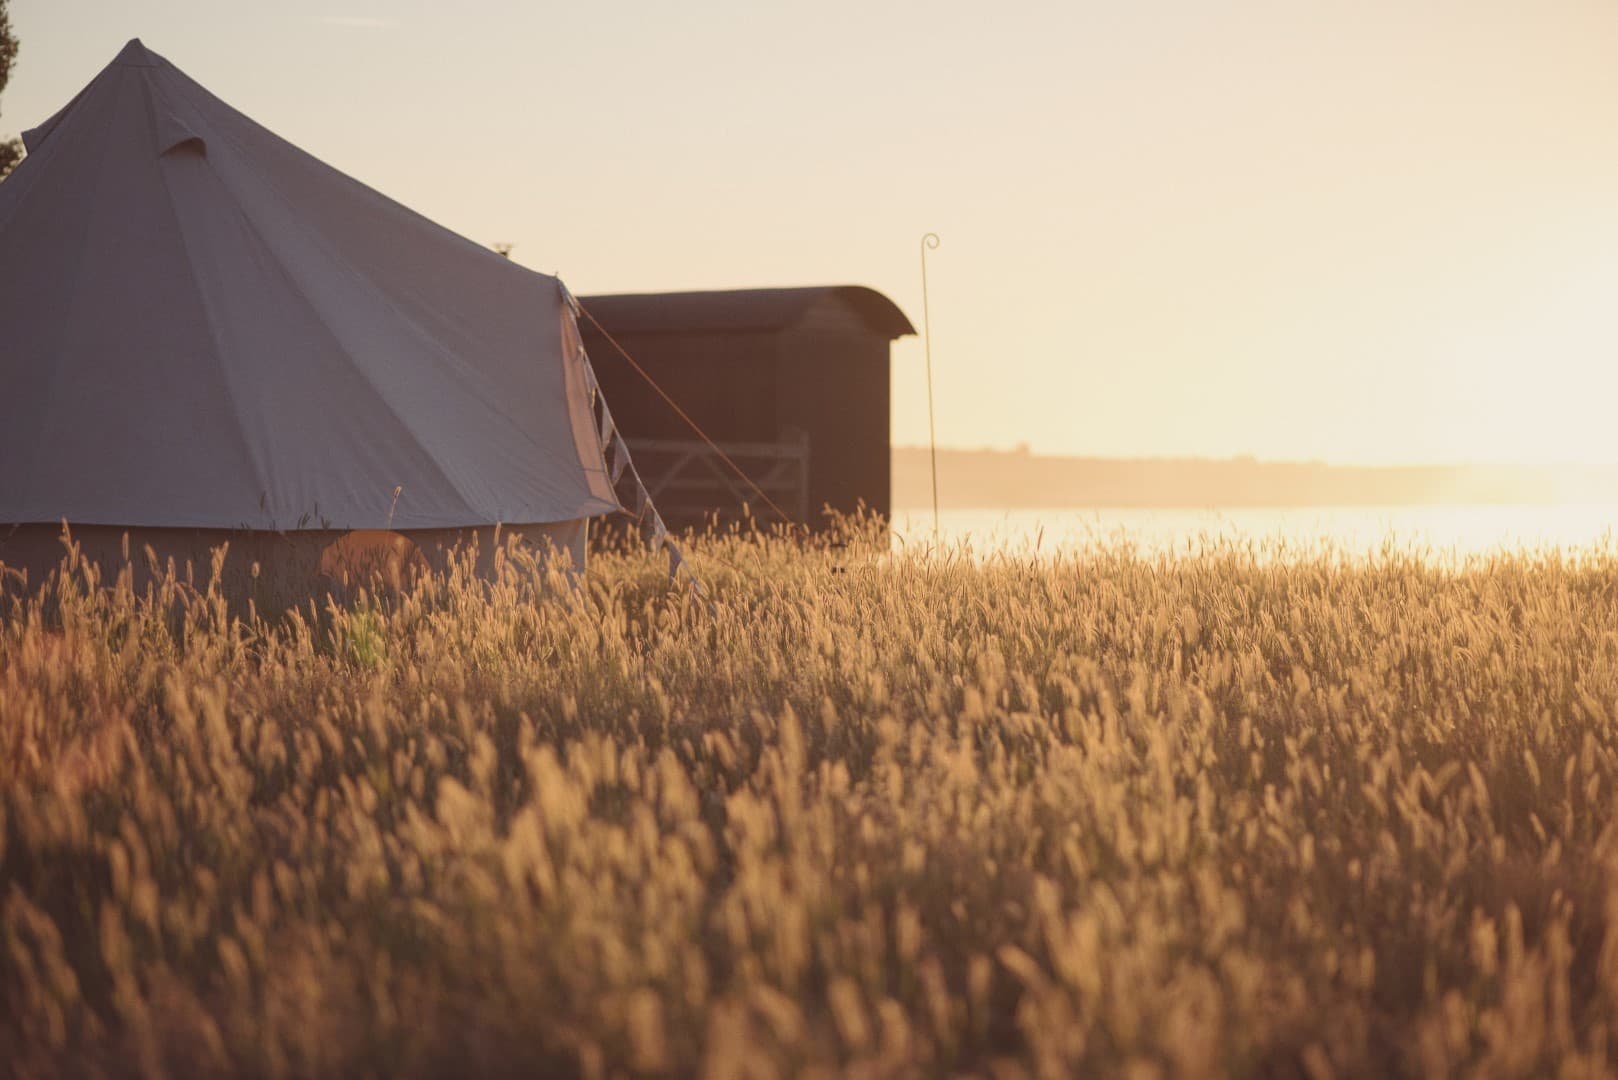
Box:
7, 521, 1618, 1078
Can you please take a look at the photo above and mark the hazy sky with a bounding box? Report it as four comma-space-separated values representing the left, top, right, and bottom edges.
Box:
7, 2, 1618, 466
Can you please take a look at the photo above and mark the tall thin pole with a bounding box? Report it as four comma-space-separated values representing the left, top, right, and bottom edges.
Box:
920, 232, 941, 537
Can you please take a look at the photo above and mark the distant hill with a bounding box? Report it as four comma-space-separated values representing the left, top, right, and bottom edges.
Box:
892, 446, 1618, 509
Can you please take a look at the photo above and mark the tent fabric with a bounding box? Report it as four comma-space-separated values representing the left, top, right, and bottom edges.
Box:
0, 39, 620, 532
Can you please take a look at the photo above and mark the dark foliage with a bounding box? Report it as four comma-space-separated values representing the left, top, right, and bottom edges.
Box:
0, 137, 20, 180
0, 0, 18, 180
0, 0, 15, 99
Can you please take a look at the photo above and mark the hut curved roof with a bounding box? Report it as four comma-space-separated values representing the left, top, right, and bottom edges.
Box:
578, 286, 917, 341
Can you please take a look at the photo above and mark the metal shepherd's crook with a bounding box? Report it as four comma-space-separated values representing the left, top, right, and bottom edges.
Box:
920, 232, 942, 537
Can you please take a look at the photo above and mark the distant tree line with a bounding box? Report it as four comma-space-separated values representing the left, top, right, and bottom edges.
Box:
0, 0, 20, 180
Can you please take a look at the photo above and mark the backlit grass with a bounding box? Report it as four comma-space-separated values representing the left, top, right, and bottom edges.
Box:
6, 523, 1618, 1077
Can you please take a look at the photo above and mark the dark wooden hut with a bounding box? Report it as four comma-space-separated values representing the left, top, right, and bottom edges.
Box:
578, 286, 915, 529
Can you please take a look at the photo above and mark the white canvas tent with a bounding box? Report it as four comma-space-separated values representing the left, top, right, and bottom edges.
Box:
0, 39, 627, 596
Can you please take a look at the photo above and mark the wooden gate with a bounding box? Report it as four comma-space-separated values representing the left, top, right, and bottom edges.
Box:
626, 429, 809, 528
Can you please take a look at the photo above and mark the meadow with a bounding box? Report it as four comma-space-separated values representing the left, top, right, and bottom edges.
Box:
6, 522, 1618, 1077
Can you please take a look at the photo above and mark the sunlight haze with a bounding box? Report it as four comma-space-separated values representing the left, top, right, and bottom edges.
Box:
7, 1, 1618, 466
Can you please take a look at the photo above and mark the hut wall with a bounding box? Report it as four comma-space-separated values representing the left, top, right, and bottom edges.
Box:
776, 304, 892, 522
585, 331, 779, 442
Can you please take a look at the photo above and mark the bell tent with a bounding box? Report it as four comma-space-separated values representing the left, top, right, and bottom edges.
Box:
0, 39, 637, 596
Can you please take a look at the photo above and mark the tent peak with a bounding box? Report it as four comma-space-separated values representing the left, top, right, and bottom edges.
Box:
0, 42, 618, 533
113, 39, 161, 68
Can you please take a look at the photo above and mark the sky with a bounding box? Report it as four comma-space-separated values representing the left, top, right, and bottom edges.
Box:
6, 1, 1618, 467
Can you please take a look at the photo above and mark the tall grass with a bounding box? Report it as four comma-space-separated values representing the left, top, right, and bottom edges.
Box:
6, 522, 1618, 1077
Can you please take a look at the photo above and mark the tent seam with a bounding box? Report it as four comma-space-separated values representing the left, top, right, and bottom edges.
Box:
168, 72, 601, 514
150, 72, 495, 527
190, 119, 597, 521
146, 79, 278, 529
14, 75, 124, 513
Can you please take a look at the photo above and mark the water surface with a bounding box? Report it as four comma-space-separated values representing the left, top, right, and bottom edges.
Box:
889, 504, 1618, 561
